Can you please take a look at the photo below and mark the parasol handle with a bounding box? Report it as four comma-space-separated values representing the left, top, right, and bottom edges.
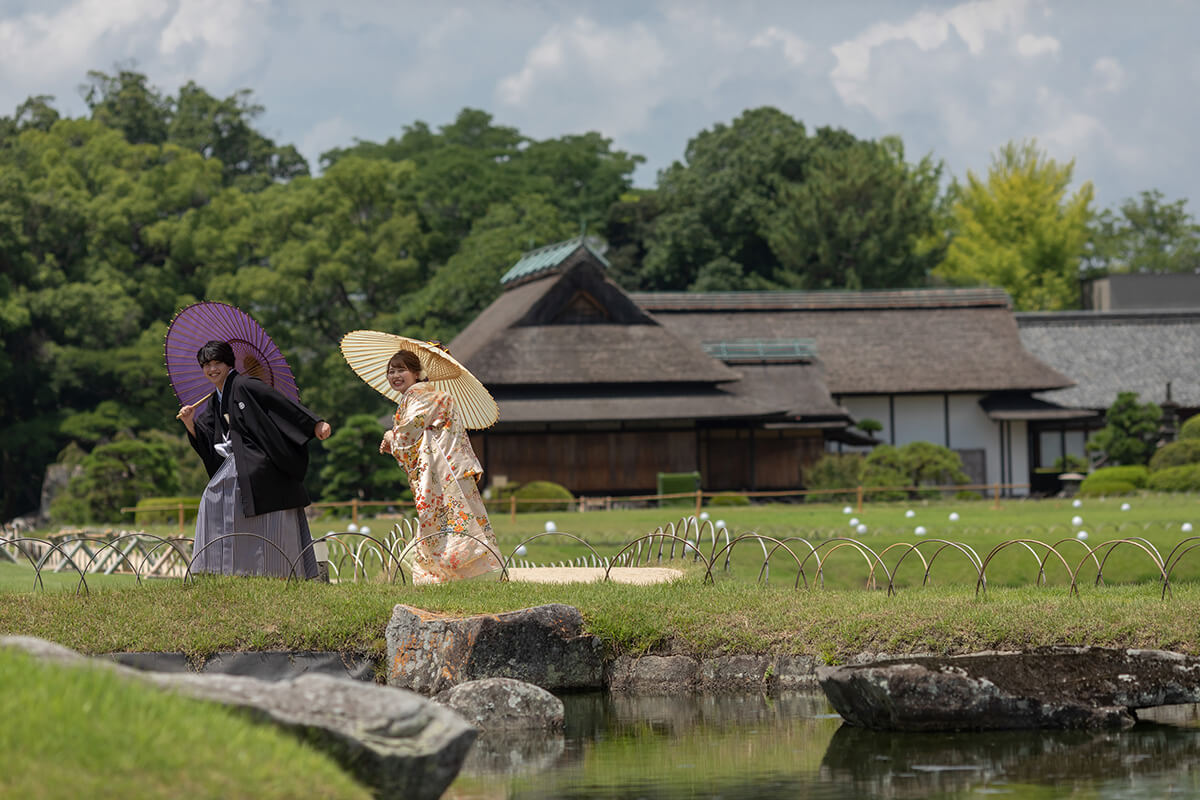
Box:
176, 391, 214, 420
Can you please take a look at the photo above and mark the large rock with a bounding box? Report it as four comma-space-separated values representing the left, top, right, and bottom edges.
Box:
387, 603, 603, 694
817, 646, 1200, 731
2, 636, 475, 800
435, 677, 564, 731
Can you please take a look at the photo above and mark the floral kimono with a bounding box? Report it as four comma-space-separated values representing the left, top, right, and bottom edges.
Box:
386, 381, 500, 584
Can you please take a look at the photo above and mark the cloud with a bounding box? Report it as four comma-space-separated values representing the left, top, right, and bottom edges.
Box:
749, 26, 807, 66
157, 0, 272, 86
1016, 33, 1059, 57
300, 115, 355, 171
496, 17, 668, 136
1091, 57, 1126, 93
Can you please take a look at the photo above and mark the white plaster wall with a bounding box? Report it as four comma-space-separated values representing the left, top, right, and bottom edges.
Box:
892, 395, 944, 445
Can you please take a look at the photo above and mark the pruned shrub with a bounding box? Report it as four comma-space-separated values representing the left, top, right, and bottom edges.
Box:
513, 480, 575, 513
708, 493, 750, 507
1149, 440, 1200, 472
1147, 464, 1200, 493
804, 453, 865, 503
134, 496, 200, 526
1078, 480, 1136, 497
1179, 414, 1200, 440
1080, 465, 1148, 491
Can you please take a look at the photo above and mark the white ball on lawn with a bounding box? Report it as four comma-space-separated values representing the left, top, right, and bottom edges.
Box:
1072, 499, 1082, 508
347, 522, 359, 533
325, 530, 335, 537
1071, 516, 1083, 527
1076, 530, 1089, 541
514, 544, 527, 556
699, 511, 710, 521
842, 506, 853, 514
905, 509, 915, 518
1120, 503, 1132, 511
849, 517, 859, 527
914, 526, 927, 536
544, 521, 557, 533
948, 512, 959, 521
1184, 523, 1194, 533
716, 520, 726, 529
359, 526, 370, 535
855, 523, 867, 534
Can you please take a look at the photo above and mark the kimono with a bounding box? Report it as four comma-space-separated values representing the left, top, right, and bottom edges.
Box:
386, 381, 500, 584
188, 370, 320, 579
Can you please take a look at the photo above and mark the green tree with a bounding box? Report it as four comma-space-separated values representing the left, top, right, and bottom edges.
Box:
933, 140, 1094, 310
1087, 392, 1163, 466
318, 414, 408, 502
863, 442, 969, 499
1085, 190, 1200, 276
50, 436, 179, 523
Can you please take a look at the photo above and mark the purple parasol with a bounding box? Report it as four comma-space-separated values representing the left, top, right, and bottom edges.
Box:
164, 302, 299, 412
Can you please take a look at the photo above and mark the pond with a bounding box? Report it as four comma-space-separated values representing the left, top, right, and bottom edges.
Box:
445, 691, 1200, 799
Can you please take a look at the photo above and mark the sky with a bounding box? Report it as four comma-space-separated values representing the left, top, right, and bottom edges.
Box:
2, 0, 1198, 209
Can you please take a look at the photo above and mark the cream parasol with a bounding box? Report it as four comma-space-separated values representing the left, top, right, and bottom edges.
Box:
340, 330, 499, 429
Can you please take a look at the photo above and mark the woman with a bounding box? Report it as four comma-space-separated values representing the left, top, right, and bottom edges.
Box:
179, 340, 332, 579
379, 349, 501, 584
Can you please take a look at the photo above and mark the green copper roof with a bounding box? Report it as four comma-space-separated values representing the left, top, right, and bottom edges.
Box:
500, 236, 610, 285
702, 339, 818, 361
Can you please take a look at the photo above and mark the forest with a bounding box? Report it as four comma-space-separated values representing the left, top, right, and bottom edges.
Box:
3, 68, 1199, 523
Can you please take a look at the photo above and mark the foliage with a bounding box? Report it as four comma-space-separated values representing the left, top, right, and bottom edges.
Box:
1179, 414, 1200, 440
1149, 439, 1200, 472
1052, 454, 1089, 473
513, 480, 575, 513
1146, 464, 1200, 493
933, 140, 1094, 310
1086, 392, 1163, 466
708, 493, 751, 507
1080, 465, 1149, 491
637, 108, 946, 291
658, 471, 701, 507
318, 414, 408, 502
803, 454, 865, 502
50, 437, 180, 523
862, 442, 969, 499
855, 419, 883, 436
1084, 190, 1200, 276
1077, 480, 1137, 497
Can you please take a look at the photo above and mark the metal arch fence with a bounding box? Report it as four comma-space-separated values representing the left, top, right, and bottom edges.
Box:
7, 516, 1200, 599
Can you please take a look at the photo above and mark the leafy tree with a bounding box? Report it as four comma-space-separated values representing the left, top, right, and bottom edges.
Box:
1087, 392, 1163, 466
50, 436, 179, 523
1084, 190, 1200, 276
318, 414, 408, 502
862, 442, 969, 499
933, 140, 1093, 310
80, 68, 171, 145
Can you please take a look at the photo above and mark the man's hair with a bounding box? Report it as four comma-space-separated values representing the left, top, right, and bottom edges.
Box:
196, 340, 236, 368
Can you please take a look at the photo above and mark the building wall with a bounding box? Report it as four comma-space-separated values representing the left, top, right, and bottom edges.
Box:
832, 393, 1031, 495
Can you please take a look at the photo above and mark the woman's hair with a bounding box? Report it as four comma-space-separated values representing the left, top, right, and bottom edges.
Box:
196, 340, 236, 368
388, 349, 428, 381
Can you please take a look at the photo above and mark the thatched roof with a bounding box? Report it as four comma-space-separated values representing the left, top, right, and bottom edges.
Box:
1017, 310, 1200, 410
633, 289, 1072, 394
453, 259, 740, 385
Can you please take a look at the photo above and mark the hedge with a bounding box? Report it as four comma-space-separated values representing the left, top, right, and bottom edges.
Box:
1149, 439, 1200, 472
1077, 480, 1137, 497
1080, 465, 1148, 491
1146, 464, 1200, 493
512, 480, 575, 513
1179, 414, 1200, 440
134, 497, 200, 526
708, 493, 751, 507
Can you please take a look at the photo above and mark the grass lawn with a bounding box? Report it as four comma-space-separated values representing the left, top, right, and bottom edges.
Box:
4, 492, 1200, 660
0, 648, 371, 800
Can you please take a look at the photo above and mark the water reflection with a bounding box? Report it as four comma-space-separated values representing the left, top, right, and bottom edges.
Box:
445, 692, 1200, 800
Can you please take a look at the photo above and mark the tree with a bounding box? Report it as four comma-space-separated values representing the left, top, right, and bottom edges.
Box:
1085, 190, 1200, 276
933, 140, 1094, 310
1087, 392, 1162, 467
862, 442, 969, 499
80, 68, 171, 145
639, 108, 946, 291
49, 436, 179, 523
318, 414, 408, 502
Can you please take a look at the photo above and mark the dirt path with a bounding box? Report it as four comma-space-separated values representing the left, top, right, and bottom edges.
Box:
504, 566, 683, 585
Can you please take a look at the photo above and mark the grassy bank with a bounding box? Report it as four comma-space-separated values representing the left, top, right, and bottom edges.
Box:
2, 574, 1198, 664
0, 648, 370, 800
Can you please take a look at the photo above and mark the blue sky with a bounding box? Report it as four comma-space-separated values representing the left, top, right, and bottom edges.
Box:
2, 0, 1198, 209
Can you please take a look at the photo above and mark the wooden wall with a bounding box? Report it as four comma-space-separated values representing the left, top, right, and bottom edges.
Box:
474, 426, 826, 495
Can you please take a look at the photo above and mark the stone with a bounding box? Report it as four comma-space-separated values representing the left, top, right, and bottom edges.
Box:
435, 677, 564, 731
606, 654, 699, 693
699, 655, 772, 692
817, 646, 1200, 731
387, 603, 603, 694
1, 636, 475, 800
